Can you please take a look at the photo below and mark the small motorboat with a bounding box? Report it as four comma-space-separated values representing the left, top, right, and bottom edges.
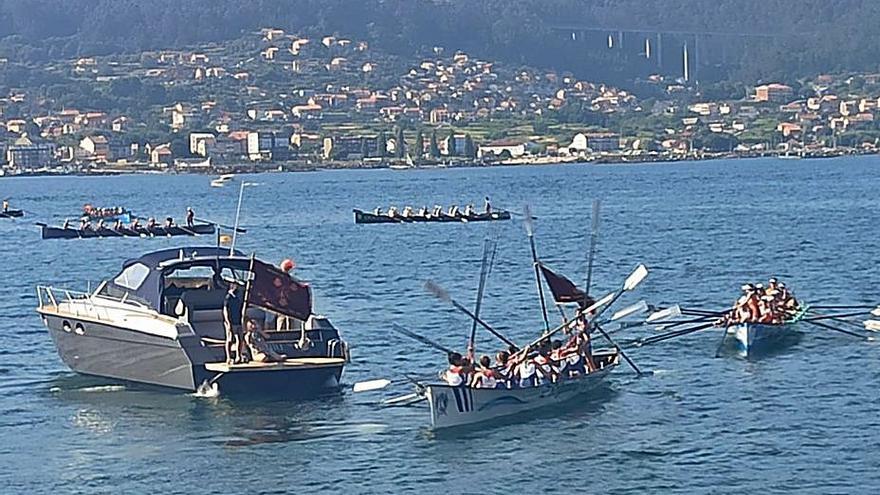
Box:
36, 246, 349, 396
353, 209, 511, 224
423, 351, 618, 430
37, 222, 216, 239
0, 208, 24, 218
210, 174, 235, 187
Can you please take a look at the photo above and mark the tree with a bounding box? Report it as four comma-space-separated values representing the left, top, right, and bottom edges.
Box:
429, 130, 440, 158
447, 129, 457, 156
377, 131, 387, 157
463, 134, 476, 159
395, 127, 405, 158
414, 131, 424, 159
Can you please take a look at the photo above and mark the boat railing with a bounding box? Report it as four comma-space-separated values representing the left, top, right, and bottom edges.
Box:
36, 285, 151, 322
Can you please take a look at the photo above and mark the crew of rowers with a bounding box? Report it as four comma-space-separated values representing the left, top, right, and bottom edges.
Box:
374, 197, 492, 218
717, 278, 800, 325
68, 207, 196, 231
440, 317, 606, 389
83, 206, 127, 218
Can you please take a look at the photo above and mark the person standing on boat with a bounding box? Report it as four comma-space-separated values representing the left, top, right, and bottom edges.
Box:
373, 207, 383, 215
223, 282, 246, 365
484, 196, 491, 213
185, 207, 195, 228
2, 199, 8, 212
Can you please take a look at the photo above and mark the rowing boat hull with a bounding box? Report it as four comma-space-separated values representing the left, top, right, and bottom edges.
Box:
353, 209, 511, 224
38, 223, 215, 239
728, 322, 798, 356
0, 209, 24, 218
425, 357, 617, 430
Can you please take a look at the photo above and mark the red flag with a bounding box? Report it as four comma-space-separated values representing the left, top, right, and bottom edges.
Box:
246, 259, 312, 320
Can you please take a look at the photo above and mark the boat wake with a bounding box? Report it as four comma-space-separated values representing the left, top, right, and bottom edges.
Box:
193, 381, 221, 398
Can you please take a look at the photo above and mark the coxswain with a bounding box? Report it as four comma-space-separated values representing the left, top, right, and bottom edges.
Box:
1, 199, 8, 212
464, 204, 475, 216
441, 352, 465, 386
164, 217, 174, 228
185, 207, 195, 228
484, 196, 491, 213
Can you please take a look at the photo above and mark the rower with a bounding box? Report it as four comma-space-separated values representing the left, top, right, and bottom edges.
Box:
96, 218, 106, 230
373, 207, 383, 215
441, 352, 465, 386
164, 217, 174, 228
62, 218, 70, 229
432, 205, 443, 216
484, 196, 491, 213
470, 355, 498, 388
448, 205, 459, 216
146, 217, 157, 229
185, 207, 195, 228
79, 218, 90, 231
1, 199, 8, 212
515, 359, 537, 388
493, 351, 512, 387
402, 206, 413, 218
132, 218, 141, 230
113, 219, 123, 230
418, 206, 427, 216
464, 204, 474, 216
388, 206, 398, 218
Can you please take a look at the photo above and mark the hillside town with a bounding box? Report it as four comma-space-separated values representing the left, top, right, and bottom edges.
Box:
2, 28, 880, 175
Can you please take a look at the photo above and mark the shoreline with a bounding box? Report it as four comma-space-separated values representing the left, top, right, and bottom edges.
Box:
0, 148, 873, 179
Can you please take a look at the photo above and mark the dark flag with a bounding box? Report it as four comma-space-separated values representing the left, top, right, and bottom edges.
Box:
539, 263, 587, 306
246, 258, 312, 320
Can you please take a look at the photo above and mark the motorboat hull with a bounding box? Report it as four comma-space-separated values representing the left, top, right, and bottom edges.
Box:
425, 356, 617, 430
728, 322, 798, 357
40, 311, 344, 397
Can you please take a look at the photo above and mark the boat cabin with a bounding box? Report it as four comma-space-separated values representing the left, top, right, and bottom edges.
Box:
95, 246, 345, 359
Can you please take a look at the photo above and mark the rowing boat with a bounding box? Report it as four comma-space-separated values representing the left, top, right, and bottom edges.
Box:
726, 307, 807, 357
423, 351, 618, 430
353, 209, 511, 224
0, 209, 24, 218
37, 222, 215, 239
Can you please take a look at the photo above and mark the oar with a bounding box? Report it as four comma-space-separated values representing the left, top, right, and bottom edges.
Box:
646, 305, 683, 323
523, 204, 550, 333
424, 280, 518, 349
390, 323, 456, 354
655, 316, 718, 331
468, 237, 496, 356
196, 217, 247, 233
802, 319, 874, 341
585, 198, 600, 295
805, 308, 880, 320
713, 322, 732, 357
594, 323, 644, 375
681, 308, 726, 317
810, 305, 880, 312
629, 322, 717, 347
353, 379, 392, 393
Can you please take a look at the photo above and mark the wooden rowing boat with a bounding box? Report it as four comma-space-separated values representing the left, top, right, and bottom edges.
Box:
423, 351, 618, 430
353, 209, 511, 224
37, 222, 215, 239
0, 209, 24, 218
725, 306, 808, 357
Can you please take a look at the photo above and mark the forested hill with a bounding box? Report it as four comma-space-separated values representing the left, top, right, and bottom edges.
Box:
1, 0, 878, 83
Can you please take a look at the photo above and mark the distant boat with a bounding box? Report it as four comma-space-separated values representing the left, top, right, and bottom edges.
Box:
211, 174, 235, 187
37, 222, 216, 239
354, 208, 511, 224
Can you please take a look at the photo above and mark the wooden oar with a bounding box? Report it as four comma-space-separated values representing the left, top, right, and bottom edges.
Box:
468, 237, 497, 356
196, 217, 247, 233
594, 323, 644, 375
424, 280, 518, 349
584, 198, 600, 295
390, 323, 456, 354
523, 204, 550, 333
802, 319, 874, 341
629, 322, 717, 348
713, 322, 732, 357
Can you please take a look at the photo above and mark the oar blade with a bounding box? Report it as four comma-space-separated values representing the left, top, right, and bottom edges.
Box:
623, 264, 649, 291
523, 204, 535, 236
610, 300, 649, 322
585, 291, 616, 314
646, 304, 683, 323
424, 280, 451, 303
871, 308, 880, 317
353, 379, 392, 393
864, 320, 880, 332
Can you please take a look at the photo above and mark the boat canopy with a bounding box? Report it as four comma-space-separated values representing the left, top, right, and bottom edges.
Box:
100, 247, 313, 320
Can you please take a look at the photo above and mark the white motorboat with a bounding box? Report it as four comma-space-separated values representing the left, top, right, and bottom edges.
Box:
210, 174, 235, 187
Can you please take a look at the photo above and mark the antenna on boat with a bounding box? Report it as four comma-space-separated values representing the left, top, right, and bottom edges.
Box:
230, 181, 258, 255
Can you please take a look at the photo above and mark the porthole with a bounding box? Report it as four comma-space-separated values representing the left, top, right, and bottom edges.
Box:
62, 321, 72, 333
74, 323, 85, 335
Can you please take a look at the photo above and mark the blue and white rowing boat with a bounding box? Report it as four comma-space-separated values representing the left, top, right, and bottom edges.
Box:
726, 307, 808, 357
422, 351, 618, 430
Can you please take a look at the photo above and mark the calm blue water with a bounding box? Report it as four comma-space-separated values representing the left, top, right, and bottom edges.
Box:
2, 157, 880, 494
